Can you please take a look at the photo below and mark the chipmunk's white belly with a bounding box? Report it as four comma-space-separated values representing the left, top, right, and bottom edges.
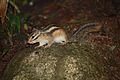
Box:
54, 36, 66, 43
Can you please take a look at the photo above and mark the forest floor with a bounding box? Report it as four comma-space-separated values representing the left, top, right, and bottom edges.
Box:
0, 0, 120, 78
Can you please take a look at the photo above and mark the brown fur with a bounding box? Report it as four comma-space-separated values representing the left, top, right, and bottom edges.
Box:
52, 28, 68, 44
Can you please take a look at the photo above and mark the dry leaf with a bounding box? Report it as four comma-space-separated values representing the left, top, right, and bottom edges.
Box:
0, 0, 8, 24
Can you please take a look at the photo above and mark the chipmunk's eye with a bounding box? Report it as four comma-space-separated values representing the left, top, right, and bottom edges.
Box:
32, 36, 35, 39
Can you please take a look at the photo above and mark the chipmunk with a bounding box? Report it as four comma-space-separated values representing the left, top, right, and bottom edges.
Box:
27, 26, 68, 48
27, 22, 102, 48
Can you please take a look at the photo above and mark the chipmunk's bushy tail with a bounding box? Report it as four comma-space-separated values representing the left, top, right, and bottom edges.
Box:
69, 22, 98, 42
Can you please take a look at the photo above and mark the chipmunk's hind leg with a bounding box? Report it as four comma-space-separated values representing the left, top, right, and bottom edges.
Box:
59, 40, 68, 45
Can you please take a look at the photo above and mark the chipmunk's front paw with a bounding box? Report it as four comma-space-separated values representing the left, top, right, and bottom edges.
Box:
35, 46, 41, 49
34, 44, 43, 49
43, 43, 51, 48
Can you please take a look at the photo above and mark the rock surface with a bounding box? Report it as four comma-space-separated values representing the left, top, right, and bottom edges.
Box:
2, 43, 118, 80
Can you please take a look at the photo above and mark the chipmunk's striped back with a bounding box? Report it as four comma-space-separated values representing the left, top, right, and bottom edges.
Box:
45, 26, 60, 33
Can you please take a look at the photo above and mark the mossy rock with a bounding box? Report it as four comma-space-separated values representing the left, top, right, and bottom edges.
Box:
1, 43, 118, 80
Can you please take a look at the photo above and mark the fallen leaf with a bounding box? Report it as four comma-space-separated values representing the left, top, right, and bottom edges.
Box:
0, 0, 8, 24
